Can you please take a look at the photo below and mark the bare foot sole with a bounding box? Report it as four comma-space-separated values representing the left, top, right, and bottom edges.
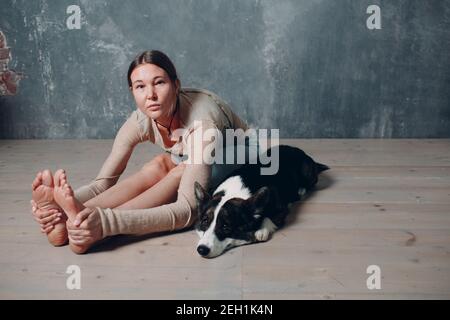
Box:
31, 170, 68, 246
53, 169, 95, 254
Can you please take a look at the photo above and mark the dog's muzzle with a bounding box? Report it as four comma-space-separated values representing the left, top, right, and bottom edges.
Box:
197, 245, 210, 257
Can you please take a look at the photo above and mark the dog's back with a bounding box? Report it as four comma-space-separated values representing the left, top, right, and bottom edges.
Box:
224, 145, 328, 205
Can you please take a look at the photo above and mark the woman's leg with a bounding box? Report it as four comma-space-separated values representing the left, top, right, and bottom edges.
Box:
82, 153, 177, 209
115, 163, 186, 210
52, 162, 186, 254
31, 153, 177, 247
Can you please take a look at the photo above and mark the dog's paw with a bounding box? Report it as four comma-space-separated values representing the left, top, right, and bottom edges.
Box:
254, 218, 278, 242
255, 228, 271, 242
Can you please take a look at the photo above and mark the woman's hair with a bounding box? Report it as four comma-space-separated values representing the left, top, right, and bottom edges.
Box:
127, 50, 178, 87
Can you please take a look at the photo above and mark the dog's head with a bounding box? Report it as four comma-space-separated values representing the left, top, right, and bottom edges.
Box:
194, 181, 270, 258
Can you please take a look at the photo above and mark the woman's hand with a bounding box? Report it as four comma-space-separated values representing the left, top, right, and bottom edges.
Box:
30, 200, 64, 233
66, 207, 103, 246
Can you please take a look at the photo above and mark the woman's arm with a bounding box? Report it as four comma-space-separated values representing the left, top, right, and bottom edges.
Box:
74, 110, 152, 203
91, 121, 217, 237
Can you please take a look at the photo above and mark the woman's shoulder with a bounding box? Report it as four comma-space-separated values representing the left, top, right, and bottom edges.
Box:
182, 87, 233, 108
181, 87, 217, 96
180, 87, 236, 129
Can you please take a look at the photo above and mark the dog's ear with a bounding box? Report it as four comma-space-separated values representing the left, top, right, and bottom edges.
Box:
194, 181, 210, 205
316, 162, 330, 173
246, 186, 271, 215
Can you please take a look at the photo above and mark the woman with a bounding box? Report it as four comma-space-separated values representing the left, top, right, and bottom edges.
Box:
30, 50, 252, 254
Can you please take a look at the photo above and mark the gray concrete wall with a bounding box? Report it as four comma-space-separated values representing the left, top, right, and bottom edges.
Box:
0, 0, 449, 138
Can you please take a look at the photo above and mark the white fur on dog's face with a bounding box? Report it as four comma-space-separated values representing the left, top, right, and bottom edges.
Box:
196, 176, 253, 258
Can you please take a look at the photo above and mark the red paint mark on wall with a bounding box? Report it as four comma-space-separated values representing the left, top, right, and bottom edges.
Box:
0, 30, 23, 96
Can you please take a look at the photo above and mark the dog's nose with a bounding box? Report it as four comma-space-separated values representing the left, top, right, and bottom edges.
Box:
197, 245, 210, 257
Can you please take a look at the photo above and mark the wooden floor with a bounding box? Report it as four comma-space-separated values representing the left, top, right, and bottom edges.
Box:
0, 139, 449, 299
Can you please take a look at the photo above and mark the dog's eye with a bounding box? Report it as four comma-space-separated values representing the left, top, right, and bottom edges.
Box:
200, 217, 209, 229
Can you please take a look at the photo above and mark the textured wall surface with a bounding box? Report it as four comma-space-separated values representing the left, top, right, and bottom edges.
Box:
0, 0, 449, 138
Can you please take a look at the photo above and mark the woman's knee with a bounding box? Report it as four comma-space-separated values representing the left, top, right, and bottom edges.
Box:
141, 153, 177, 176
167, 162, 186, 180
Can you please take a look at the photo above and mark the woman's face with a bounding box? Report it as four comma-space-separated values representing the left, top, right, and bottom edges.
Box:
130, 63, 179, 121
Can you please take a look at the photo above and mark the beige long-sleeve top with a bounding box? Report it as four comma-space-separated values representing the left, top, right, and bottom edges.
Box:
74, 88, 249, 237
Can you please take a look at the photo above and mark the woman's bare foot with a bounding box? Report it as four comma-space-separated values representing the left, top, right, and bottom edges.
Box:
53, 169, 99, 254
31, 170, 68, 246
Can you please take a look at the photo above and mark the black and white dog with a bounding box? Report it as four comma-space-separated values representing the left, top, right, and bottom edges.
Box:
194, 144, 329, 258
